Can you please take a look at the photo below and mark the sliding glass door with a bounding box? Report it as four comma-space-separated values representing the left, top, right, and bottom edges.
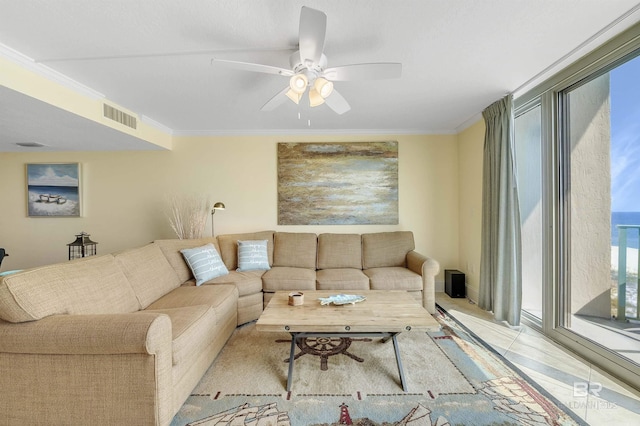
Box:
514, 23, 640, 388
515, 105, 543, 322
558, 54, 640, 369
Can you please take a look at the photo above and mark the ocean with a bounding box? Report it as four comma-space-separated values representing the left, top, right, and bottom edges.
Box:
611, 211, 640, 249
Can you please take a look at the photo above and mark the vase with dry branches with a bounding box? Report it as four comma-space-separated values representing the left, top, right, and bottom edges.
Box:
165, 194, 212, 239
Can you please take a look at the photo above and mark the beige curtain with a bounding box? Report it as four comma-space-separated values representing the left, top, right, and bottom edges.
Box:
479, 94, 522, 326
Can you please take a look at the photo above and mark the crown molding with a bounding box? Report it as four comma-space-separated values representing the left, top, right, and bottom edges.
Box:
0, 43, 105, 100
140, 115, 174, 135
455, 113, 483, 134
513, 4, 640, 98
172, 127, 456, 137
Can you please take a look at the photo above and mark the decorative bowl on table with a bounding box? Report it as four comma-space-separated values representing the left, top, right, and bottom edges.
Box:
318, 294, 366, 305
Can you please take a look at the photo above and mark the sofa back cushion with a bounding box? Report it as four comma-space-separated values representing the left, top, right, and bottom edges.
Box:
217, 231, 275, 271
115, 243, 182, 309
317, 233, 362, 269
362, 231, 415, 269
154, 237, 221, 283
273, 232, 317, 270
0, 254, 140, 323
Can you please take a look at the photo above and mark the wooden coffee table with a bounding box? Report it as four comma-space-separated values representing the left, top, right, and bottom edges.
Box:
256, 290, 441, 392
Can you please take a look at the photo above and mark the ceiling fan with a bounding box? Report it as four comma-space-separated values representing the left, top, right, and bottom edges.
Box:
212, 6, 402, 115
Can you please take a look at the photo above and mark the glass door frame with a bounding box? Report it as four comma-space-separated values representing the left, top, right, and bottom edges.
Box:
515, 22, 640, 390
514, 98, 547, 330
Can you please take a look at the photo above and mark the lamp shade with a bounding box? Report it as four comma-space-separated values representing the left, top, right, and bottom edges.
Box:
314, 77, 334, 98
212, 202, 225, 211
308, 88, 325, 107
285, 89, 303, 104
289, 74, 308, 94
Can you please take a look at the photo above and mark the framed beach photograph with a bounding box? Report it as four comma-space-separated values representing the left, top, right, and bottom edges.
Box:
26, 163, 81, 217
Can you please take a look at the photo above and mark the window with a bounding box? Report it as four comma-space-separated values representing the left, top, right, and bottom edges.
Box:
515, 105, 543, 321
558, 55, 640, 367
514, 22, 640, 390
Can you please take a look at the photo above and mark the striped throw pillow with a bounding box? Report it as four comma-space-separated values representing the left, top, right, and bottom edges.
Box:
180, 244, 229, 286
237, 240, 271, 272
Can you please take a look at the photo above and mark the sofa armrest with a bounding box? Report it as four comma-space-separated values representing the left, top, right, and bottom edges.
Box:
0, 312, 175, 425
0, 312, 172, 355
407, 250, 440, 314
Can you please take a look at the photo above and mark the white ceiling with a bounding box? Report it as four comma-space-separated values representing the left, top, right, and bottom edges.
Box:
1, 0, 640, 152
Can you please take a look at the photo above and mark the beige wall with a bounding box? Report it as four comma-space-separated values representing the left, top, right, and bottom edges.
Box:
0, 133, 463, 279
457, 119, 485, 301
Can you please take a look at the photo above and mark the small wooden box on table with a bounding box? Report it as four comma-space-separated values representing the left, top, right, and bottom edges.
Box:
256, 290, 441, 392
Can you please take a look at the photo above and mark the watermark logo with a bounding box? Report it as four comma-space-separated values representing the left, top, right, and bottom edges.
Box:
573, 381, 602, 397
568, 382, 617, 410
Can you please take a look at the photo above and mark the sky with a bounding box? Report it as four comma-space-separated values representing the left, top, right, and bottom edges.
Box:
27, 164, 79, 187
610, 54, 640, 212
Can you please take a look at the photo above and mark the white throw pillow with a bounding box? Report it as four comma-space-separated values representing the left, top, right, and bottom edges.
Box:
237, 240, 271, 272
180, 243, 229, 286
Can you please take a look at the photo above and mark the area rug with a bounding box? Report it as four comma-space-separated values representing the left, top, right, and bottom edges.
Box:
171, 306, 585, 425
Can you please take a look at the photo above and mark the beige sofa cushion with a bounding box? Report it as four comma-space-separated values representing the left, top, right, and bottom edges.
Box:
273, 232, 317, 269
115, 243, 181, 309
143, 305, 215, 366
317, 233, 362, 269
217, 231, 275, 271
207, 270, 264, 297
262, 267, 316, 291
364, 267, 422, 291
316, 269, 370, 290
145, 284, 238, 368
0, 255, 140, 323
154, 237, 221, 283
362, 231, 415, 269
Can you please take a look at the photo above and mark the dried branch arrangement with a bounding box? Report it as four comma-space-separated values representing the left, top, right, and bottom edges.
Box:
165, 194, 212, 239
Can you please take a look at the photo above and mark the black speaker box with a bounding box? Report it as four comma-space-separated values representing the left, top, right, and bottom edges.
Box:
445, 269, 466, 298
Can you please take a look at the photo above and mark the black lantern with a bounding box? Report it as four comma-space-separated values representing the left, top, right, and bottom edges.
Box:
67, 232, 98, 260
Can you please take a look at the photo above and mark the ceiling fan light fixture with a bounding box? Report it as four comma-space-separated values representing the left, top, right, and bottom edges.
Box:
285, 89, 303, 104
308, 88, 325, 107
314, 77, 333, 98
289, 74, 308, 94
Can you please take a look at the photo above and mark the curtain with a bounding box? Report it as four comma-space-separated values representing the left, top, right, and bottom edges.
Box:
479, 94, 522, 326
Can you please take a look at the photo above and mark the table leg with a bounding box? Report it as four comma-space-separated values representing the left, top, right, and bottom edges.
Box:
391, 333, 408, 392
287, 333, 297, 392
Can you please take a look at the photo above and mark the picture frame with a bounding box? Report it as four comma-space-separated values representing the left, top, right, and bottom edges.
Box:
26, 163, 81, 217
278, 141, 398, 225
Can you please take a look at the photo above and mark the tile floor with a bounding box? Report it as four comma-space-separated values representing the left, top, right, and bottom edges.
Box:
436, 293, 640, 425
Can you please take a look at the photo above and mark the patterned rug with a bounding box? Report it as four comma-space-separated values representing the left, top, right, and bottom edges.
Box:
171, 305, 585, 425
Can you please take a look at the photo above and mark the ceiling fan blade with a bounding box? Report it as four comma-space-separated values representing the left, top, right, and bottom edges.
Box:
324, 89, 351, 115
323, 63, 402, 81
298, 6, 326, 65
260, 87, 290, 111
212, 58, 293, 77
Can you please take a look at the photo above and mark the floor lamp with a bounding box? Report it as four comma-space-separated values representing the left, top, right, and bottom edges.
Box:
211, 202, 225, 237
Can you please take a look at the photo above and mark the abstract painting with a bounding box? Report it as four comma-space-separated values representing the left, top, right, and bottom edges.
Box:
278, 142, 398, 225
26, 163, 81, 217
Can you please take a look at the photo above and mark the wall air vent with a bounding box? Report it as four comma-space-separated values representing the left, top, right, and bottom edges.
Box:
103, 104, 137, 130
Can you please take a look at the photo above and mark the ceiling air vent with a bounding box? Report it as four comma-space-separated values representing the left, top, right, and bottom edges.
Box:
103, 104, 137, 130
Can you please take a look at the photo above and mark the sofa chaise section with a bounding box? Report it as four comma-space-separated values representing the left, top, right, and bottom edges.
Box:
0, 243, 238, 426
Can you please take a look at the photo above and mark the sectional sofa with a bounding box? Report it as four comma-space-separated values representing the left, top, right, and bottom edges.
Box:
0, 230, 439, 425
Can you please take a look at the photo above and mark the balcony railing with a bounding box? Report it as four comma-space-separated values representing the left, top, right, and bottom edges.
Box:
616, 225, 640, 322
